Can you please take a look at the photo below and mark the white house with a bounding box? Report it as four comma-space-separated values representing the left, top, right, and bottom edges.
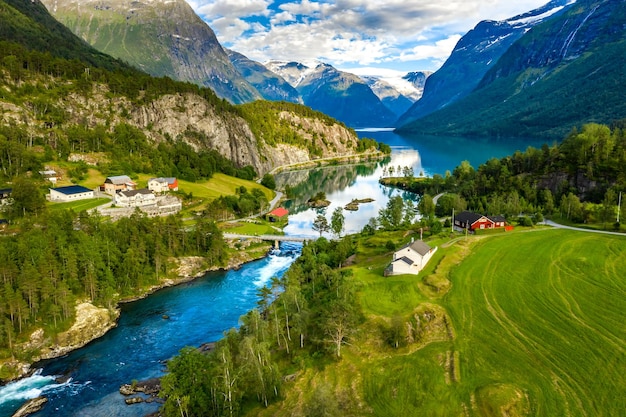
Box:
147, 177, 178, 193
115, 189, 156, 207
385, 240, 437, 276
49, 185, 94, 202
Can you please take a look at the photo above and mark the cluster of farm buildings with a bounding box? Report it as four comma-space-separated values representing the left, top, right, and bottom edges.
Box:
44, 172, 182, 217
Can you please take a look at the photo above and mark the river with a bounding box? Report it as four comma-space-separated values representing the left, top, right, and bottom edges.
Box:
0, 131, 546, 416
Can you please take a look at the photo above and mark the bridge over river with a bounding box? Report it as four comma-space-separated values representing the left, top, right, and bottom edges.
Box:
223, 233, 316, 248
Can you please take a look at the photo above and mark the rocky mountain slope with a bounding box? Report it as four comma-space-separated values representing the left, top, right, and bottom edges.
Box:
396, 0, 575, 126
361, 76, 415, 118
226, 49, 302, 104
397, 0, 626, 139
266, 61, 397, 127
40, 0, 261, 104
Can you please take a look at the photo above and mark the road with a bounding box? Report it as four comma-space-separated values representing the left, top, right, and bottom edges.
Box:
544, 220, 626, 236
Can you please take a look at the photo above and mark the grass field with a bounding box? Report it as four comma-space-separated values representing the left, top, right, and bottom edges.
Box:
446, 229, 626, 416
178, 174, 273, 201
47, 198, 110, 212
259, 228, 626, 417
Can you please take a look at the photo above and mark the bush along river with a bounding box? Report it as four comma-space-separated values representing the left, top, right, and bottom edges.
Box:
0, 131, 546, 416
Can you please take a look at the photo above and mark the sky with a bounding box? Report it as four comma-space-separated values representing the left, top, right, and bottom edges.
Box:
185, 0, 550, 77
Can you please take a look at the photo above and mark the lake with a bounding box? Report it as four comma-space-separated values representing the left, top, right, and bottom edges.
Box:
0, 131, 546, 416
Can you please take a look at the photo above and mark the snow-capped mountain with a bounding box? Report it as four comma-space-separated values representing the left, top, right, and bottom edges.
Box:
397, 0, 626, 139
397, 0, 576, 126
265, 61, 397, 127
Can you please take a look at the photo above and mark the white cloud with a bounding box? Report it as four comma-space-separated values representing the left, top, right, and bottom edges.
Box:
186, 1, 557, 71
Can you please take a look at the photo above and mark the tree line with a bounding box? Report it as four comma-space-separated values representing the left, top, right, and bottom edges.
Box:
160, 236, 360, 416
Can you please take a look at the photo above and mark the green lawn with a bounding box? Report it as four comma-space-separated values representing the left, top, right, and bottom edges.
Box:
445, 229, 626, 416
47, 197, 111, 212
178, 173, 273, 201
220, 220, 281, 236
265, 229, 626, 417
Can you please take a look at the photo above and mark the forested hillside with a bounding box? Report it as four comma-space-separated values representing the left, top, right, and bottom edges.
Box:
398, 0, 626, 139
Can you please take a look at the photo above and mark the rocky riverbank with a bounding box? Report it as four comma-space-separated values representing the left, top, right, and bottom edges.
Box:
1, 242, 272, 384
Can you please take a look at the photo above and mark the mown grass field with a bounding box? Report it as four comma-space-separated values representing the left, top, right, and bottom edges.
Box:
259, 228, 626, 417
47, 197, 110, 212
178, 173, 273, 201
446, 229, 626, 417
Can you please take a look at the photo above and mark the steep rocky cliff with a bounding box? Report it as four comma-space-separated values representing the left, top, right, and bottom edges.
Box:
1, 76, 362, 176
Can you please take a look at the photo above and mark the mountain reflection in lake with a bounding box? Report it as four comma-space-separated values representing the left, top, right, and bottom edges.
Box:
278, 130, 546, 237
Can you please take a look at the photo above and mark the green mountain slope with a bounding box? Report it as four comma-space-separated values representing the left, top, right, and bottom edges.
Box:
40, 0, 261, 104
0, 0, 132, 72
398, 0, 626, 139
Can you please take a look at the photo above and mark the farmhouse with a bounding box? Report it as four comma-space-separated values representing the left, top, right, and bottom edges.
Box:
115, 189, 156, 208
49, 185, 94, 202
454, 211, 506, 231
103, 175, 136, 195
385, 239, 437, 276
147, 177, 179, 193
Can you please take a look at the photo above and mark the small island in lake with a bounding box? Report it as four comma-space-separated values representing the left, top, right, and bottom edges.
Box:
344, 198, 375, 211
307, 191, 331, 208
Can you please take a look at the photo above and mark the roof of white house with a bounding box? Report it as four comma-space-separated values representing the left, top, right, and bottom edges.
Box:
106, 175, 134, 185
149, 177, 177, 184
119, 189, 153, 197
403, 240, 433, 257
51, 185, 93, 195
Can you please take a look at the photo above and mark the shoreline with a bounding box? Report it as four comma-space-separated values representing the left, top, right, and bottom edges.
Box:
266, 149, 388, 176
0, 242, 272, 385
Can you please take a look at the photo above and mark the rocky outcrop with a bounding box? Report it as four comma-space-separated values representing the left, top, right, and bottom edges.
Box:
11, 396, 48, 417
38, 303, 119, 360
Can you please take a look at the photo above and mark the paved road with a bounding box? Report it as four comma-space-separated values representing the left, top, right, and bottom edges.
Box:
545, 220, 626, 236
432, 193, 445, 205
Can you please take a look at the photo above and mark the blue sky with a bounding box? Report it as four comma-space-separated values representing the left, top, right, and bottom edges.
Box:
186, 0, 550, 76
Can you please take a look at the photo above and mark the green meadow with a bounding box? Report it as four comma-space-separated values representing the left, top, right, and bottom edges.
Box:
47, 197, 111, 212
261, 228, 626, 417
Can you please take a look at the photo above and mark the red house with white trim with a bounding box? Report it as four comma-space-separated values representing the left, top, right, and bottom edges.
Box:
454, 211, 507, 231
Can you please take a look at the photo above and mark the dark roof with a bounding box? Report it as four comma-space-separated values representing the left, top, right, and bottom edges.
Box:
490, 215, 506, 222
0, 188, 12, 197
454, 211, 483, 224
397, 256, 414, 265
119, 188, 153, 197
52, 185, 93, 195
